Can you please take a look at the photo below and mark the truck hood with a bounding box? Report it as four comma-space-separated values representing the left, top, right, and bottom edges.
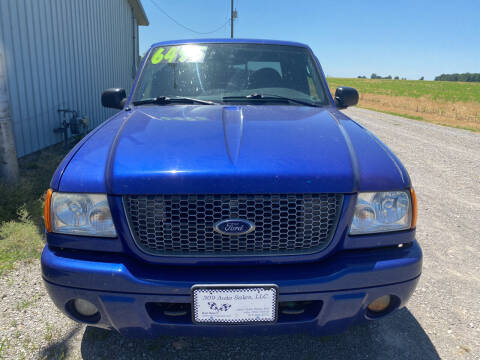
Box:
56, 105, 410, 194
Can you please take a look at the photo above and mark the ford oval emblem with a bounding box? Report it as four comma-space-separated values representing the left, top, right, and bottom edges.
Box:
214, 219, 255, 236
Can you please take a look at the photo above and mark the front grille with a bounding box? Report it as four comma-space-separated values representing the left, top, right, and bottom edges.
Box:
124, 194, 343, 256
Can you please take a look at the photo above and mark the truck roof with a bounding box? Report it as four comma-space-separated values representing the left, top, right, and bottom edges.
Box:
149, 38, 310, 49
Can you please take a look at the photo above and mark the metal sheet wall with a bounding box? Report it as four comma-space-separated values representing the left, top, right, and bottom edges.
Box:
0, 0, 137, 157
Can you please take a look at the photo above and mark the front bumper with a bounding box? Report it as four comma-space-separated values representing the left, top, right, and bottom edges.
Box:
41, 241, 422, 337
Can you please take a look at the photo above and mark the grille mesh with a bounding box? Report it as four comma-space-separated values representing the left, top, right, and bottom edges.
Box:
124, 194, 343, 256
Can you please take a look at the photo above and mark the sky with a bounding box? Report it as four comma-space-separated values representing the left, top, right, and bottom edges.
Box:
138, 0, 480, 80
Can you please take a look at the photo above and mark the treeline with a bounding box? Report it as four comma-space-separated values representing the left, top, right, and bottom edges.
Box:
434, 73, 480, 82
358, 74, 414, 80
356, 72, 480, 82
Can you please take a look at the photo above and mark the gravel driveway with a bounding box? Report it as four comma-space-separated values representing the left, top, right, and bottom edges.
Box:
1, 108, 479, 359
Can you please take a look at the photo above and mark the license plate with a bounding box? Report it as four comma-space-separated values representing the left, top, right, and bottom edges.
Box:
192, 285, 278, 324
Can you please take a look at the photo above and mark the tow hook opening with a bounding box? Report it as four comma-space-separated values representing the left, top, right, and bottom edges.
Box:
278, 301, 322, 321
146, 302, 191, 324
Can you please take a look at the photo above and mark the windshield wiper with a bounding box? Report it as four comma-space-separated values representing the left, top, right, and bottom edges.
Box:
132, 96, 216, 106
222, 93, 319, 107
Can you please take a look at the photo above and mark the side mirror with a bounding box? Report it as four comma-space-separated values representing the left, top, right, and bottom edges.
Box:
334, 87, 359, 109
101, 88, 127, 109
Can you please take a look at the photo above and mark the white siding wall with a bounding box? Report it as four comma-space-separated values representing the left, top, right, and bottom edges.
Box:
0, 0, 138, 157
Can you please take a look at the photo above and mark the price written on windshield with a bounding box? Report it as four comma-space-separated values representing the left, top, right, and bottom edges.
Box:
151, 45, 207, 64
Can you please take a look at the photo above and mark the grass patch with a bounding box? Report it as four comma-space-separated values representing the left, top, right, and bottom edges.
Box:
358, 106, 425, 121
358, 106, 480, 132
0, 338, 10, 359
15, 294, 41, 311
0, 208, 43, 276
0, 143, 69, 224
44, 323, 55, 342
0, 143, 70, 276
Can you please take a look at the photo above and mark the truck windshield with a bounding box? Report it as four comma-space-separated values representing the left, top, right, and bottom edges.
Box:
133, 43, 329, 106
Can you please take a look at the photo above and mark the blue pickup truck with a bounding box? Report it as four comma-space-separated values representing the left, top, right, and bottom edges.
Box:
42, 39, 421, 337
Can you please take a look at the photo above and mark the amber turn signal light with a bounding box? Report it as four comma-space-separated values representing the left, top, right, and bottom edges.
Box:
44, 189, 53, 232
410, 188, 417, 229
367, 295, 391, 313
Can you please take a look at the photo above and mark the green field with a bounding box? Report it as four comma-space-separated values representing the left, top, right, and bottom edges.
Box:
326, 77, 480, 132
327, 77, 480, 103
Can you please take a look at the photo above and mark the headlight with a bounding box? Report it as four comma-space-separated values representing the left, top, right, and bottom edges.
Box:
350, 191, 413, 235
49, 192, 117, 237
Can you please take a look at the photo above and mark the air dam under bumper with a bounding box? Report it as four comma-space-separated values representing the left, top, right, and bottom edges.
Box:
41, 241, 422, 337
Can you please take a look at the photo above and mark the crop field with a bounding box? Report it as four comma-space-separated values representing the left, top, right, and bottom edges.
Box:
327, 78, 480, 131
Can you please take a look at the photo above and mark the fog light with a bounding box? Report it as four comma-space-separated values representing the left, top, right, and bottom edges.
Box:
367, 295, 391, 313
73, 299, 98, 317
